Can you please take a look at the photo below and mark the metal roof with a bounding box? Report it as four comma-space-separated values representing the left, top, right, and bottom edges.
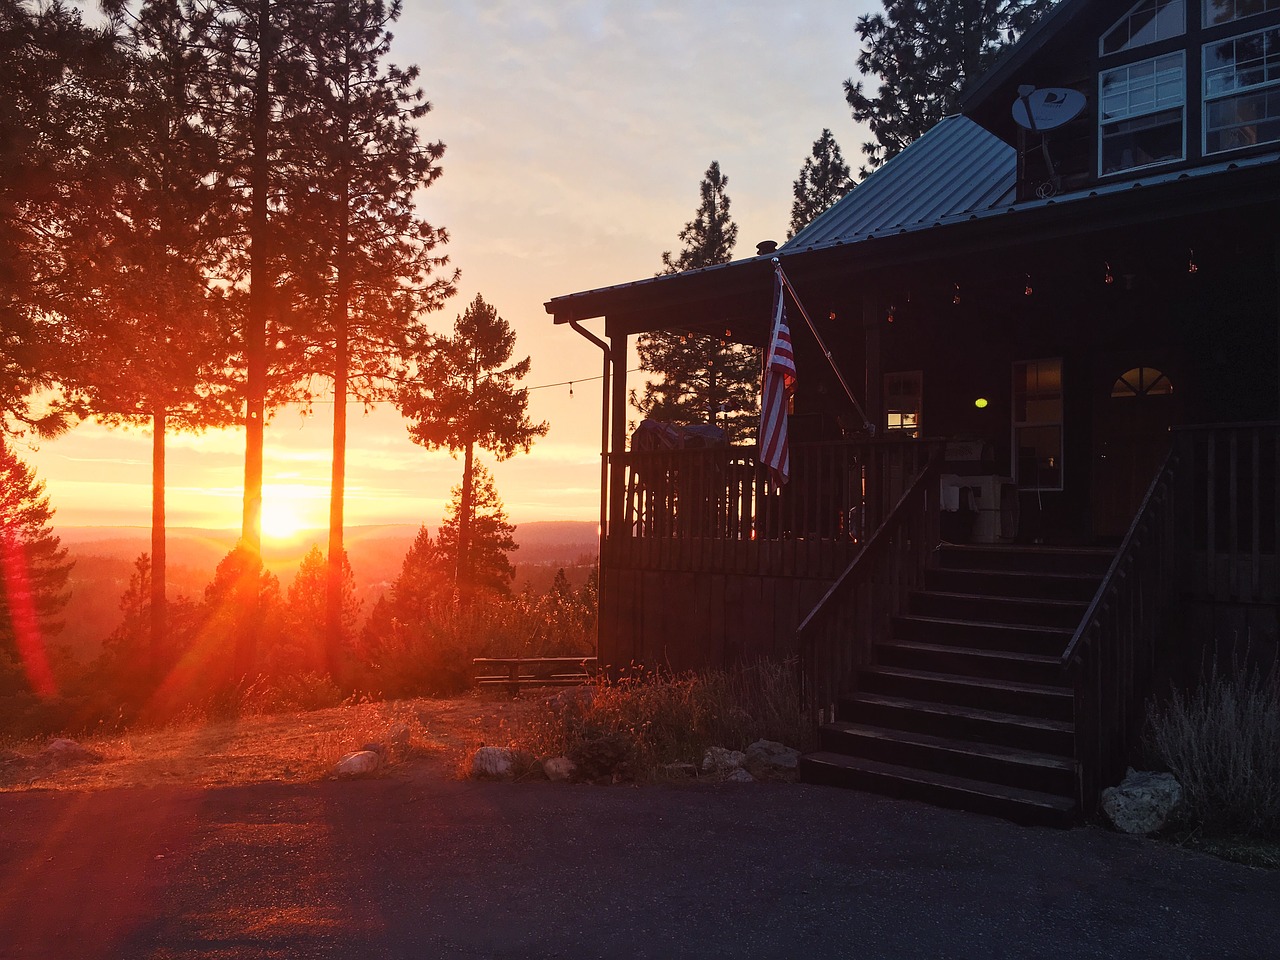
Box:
782, 116, 1017, 252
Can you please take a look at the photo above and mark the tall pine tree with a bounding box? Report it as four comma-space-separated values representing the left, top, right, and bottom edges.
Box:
636, 161, 758, 444
289, 0, 455, 674
845, 0, 1055, 175
436, 463, 517, 598
789, 128, 853, 238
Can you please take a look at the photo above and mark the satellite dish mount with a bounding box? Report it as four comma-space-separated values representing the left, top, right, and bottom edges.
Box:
1012, 85, 1086, 198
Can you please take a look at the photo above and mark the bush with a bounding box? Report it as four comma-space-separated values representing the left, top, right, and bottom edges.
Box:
1146, 657, 1280, 838
510, 660, 815, 780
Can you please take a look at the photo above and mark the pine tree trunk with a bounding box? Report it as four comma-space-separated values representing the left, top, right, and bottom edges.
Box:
151, 408, 167, 676
241, 0, 272, 557
457, 441, 475, 602
326, 201, 350, 679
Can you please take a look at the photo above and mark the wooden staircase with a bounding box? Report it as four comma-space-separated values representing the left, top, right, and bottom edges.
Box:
800, 544, 1113, 826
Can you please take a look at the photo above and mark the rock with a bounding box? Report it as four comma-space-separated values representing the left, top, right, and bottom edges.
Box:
569, 732, 634, 781
360, 742, 387, 757
1102, 768, 1183, 835
387, 723, 412, 749
40, 739, 102, 765
701, 746, 746, 774
471, 746, 516, 780
744, 739, 801, 778
542, 757, 578, 782
334, 750, 382, 778
725, 768, 756, 784
657, 762, 699, 779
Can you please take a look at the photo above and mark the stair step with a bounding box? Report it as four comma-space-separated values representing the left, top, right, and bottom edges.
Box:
893, 615, 1074, 654
908, 591, 1089, 629
924, 567, 1102, 601
936, 544, 1113, 576
843, 692, 1075, 754
876, 640, 1065, 685
819, 722, 1076, 795
859, 666, 1074, 720
800, 752, 1078, 826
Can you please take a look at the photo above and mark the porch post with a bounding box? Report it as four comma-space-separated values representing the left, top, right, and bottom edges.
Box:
608, 330, 630, 538
863, 295, 885, 433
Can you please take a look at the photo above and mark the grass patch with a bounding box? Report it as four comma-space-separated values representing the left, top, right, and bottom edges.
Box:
506, 660, 815, 781
1146, 655, 1280, 849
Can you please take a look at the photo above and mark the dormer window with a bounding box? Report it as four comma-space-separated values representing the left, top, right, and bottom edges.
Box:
1204, 25, 1280, 153
1102, 0, 1186, 56
1203, 0, 1280, 26
1100, 53, 1187, 173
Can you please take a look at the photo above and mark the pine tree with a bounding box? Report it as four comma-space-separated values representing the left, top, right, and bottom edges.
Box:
0, 436, 73, 699
283, 545, 360, 675
436, 464, 517, 598
637, 162, 758, 443
287, 0, 455, 673
789, 129, 854, 238
388, 525, 450, 626
845, 0, 1055, 175
397, 293, 546, 595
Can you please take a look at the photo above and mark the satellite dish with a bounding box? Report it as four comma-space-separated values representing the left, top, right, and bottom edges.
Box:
1012, 88, 1086, 132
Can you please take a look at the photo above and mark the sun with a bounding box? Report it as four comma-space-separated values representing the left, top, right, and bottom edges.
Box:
261, 499, 309, 543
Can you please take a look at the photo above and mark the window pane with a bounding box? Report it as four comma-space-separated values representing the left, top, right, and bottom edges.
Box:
1104, 1, 1185, 55
1102, 108, 1184, 172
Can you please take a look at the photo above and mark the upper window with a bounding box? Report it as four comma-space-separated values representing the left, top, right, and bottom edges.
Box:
1204, 26, 1280, 153
1203, 0, 1280, 26
1111, 367, 1175, 397
1099, 52, 1187, 174
1102, 1, 1186, 56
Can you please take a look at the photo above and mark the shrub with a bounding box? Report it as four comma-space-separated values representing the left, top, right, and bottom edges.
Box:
510, 660, 815, 780
1146, 657, 1280, 838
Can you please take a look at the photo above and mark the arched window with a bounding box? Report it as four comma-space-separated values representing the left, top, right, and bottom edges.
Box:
1111, 367, 1174, 397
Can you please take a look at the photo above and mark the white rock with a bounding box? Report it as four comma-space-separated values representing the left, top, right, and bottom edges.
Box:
725, 768, 756, 784
40, 739, 101, 764
1102, 768, 1183, 835
471, 746, 516, 780
701, 746, 746, 773
542, 757, 577, 782
334, 750, 382, 778
745, 739, 801, 772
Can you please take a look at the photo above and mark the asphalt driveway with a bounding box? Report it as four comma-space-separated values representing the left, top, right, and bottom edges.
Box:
1, 777, 1276, 959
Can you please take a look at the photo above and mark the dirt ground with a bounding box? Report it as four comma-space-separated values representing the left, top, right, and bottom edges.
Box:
0, 691, 548, 792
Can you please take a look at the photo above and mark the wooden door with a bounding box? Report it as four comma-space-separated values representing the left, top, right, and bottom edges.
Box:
1092, 365, 1177, 538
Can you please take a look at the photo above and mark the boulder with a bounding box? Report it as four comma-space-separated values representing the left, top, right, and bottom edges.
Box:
40, 739, 102, 766
542, 757, 578, 782
725, 768, 756, 784
471, 746, 516, 780
334, 750, 382, 778
1101, 768, 1183, 835
701, 746, 746, 774
744, 739, 801, 779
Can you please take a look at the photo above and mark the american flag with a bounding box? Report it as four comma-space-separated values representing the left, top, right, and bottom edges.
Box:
759, 267, 796, 485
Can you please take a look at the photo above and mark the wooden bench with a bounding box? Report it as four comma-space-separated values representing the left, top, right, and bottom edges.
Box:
473, 657, 598, 696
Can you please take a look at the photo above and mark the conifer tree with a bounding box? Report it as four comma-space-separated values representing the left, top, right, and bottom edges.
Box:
288, 0, 455, 673
397, 294, 546, 595
0, 437, 72, 699
436, 463, 517, 597
789, 129, 854, 238
845, 0, 1055, 175
637, 162, 758, 443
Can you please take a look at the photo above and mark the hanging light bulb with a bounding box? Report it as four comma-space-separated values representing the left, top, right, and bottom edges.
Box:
886, 305, 896, 324
569, 381, 574, 397
1188, 249, 1199, 274
1104, 261, 1115, 285
1024, 274, 1033, 297
952, 283, 961, 305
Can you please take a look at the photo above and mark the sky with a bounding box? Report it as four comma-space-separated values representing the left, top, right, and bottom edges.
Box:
24, 0, 876, 534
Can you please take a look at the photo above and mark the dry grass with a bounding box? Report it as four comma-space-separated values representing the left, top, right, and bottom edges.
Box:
0, 691, 548, 792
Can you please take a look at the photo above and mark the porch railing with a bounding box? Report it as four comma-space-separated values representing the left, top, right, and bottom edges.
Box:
609, 438, 939, 579
1064, 447, 1179, 809
794, 451, 943, 721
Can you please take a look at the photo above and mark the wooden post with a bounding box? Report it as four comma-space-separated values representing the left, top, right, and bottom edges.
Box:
863, 296, 884, 435
609, 330, 630, 541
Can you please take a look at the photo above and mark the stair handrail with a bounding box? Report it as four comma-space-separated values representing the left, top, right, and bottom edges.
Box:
796, 447, 944, 721
1061, 445, 1179, 808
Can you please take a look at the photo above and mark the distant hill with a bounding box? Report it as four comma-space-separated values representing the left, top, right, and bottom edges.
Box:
53, 521, 598, 663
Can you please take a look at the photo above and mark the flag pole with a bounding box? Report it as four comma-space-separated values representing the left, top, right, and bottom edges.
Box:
772, 258, 875, 435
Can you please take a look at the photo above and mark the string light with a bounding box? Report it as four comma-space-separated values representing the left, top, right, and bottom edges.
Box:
952, 283, 961, 305
1188, 249, 1199, 274
1024, 274, 1033, 297
568, 381, 573, 397
886, 305, 896, 324
1104, 261, 1115, 285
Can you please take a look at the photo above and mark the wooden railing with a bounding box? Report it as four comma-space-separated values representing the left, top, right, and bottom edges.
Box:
794, 452, 943, 721
1174, 422, 1279, 605
608, 438, 939, 578
1064, 448, 1179, 810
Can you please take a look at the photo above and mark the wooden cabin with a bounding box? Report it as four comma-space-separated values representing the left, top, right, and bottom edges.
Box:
545, 0, 1280, 822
